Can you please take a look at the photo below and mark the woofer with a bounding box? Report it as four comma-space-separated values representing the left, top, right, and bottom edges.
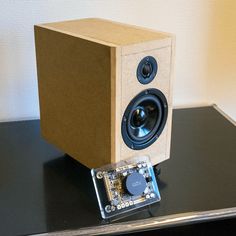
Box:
122, 89, 168, 150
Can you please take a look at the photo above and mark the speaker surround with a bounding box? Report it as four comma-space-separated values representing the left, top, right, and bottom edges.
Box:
121, 89, 168, 150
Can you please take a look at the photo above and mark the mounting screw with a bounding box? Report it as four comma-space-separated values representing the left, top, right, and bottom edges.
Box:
96, 171, 103, 179
105, 205, 112, 213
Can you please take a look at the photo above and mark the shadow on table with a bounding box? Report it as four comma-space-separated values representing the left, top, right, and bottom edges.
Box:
43, 154, 101, 231
43, 155, 169, 231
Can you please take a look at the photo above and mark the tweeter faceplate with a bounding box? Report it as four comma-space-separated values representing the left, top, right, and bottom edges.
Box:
137, 56, 158, 84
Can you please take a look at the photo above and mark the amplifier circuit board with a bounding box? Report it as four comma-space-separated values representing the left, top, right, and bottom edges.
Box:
91, 156, 161, 219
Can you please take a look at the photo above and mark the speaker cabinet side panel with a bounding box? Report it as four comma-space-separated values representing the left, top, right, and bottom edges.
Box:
35, 26, 112, 168
120, 45, 172, 165
166, 37, 176, 160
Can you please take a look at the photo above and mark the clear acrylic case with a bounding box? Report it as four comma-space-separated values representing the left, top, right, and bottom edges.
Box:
91, 155, 161, 219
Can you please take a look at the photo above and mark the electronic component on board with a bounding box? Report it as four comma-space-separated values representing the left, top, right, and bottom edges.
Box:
91, 156, 161, 219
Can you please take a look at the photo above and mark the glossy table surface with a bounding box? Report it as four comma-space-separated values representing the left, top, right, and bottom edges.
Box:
0, 106, 235, 235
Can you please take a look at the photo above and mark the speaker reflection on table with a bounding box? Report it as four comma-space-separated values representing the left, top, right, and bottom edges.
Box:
35, 18, 175, 168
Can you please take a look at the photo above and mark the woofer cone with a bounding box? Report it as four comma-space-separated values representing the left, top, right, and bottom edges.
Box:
122, 89, 168, 150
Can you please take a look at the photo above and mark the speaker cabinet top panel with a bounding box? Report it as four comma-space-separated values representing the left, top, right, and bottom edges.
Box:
36, 18, 172, 48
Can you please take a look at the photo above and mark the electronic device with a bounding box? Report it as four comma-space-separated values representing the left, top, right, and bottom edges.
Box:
35, 18, 175, 168
91, 155, 160, 219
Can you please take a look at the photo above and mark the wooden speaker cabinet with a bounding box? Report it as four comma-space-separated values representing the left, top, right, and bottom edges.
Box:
35, 18, 175, 168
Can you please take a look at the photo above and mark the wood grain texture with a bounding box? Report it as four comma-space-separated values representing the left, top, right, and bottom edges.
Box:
35, 18, 174, 168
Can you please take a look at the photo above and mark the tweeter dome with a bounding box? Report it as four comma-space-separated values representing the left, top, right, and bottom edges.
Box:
35, 18, 175, 168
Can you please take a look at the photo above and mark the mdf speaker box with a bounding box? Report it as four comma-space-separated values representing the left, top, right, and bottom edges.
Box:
35, 18, 175, 169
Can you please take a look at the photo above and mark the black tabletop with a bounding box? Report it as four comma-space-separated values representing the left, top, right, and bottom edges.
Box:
0, 106, 235, 236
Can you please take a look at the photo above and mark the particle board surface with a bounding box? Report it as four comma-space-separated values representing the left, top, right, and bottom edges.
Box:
35, 18, 174, 168
35, 26, 113, 168
39, 18, 171, 46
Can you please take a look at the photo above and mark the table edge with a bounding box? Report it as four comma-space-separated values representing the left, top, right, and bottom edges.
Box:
32, 207, 236, 236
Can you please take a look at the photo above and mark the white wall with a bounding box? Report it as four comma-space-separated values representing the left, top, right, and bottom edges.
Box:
206, 0, 236, 121
0, 0, 235, 121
